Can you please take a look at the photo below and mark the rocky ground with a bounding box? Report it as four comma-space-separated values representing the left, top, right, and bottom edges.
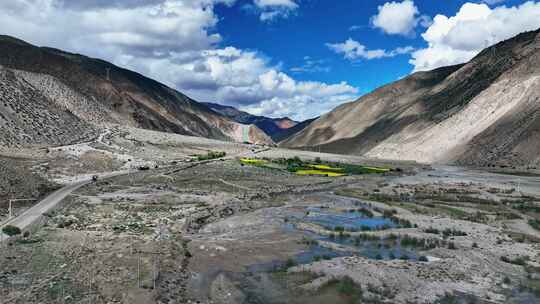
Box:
1, 127, 539, 304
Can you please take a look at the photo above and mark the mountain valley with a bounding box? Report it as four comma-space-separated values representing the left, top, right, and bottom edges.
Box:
1, 26, 539, 304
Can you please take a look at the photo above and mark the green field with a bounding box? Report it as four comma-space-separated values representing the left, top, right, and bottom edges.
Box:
240, 158, 268, 166
238, 157, 391, 178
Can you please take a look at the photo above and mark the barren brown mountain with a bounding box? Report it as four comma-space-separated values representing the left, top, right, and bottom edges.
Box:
281, 29, 540, 167
0, 35, 272, 147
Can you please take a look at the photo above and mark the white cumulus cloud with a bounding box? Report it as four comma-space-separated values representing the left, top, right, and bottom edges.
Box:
255, 0, 297, 9
252, 0, 298, 21
327, 38, 414, 60
290, 56, 330, 73
371, 0, 430, 36
410, 1, 540, 72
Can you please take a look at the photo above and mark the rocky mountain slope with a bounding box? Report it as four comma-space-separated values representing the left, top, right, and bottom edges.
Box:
272, 118, 317, 142
0, 35, 272, 147
282, 28, 540, 167
203, 102, 311, 141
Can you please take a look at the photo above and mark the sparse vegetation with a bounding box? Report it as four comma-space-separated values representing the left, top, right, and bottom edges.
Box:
424, 227, 440, 234
442, 228, 467, 238
271, 157, 392, 177
399, 254, 409, 260
285, 258, 297, 269
299, 236, 318, 246
324, 276, 362, 299
510, 200, 540, 213
357, 207, 374, 217
528, 219, 540, 231
196, 151, 226, 161
334, 226, 345, 232
435, 293, 480, 304
500, 255, 528, 266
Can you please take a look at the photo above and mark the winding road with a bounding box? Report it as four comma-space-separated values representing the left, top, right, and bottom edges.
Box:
0, 171, 126, 242
2, 180, 89, 230
0, 146, 271, 242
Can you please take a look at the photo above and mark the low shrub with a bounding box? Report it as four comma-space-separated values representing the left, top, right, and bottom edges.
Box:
500, 255, 528, 266
285, 258, 297, 268
442, 228, 467, 237
358, 208, 374, 218
327, 276, 362, 298
2, 225, 21, 237
419, 256, 429, 262
360, 225, 371, 231
197, 151, 226, 161
334, 226, 345, 232
424, 227, 440, 234
528, 219, 540, 231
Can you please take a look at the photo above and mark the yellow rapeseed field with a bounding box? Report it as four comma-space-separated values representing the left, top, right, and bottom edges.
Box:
295, 170, 346, 177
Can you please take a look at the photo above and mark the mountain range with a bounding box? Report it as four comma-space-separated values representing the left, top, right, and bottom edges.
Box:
0, 35, 272, 148
202, 102, 314, 142
2, 28, 540, 168
282, 28, 540, 167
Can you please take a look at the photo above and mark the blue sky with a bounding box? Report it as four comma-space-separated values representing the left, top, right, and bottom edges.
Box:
214, 0, 527, 96
1, 0, 539, 120
216, 0, 426, 95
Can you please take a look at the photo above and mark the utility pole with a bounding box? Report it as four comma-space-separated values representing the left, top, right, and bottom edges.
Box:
89, 268, 92, 304
153, 257, 157, 290
137, 253, 141, 288
7, 198, 36, 219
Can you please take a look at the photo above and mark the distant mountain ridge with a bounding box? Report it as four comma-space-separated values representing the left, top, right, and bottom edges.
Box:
203, 102, 313, 142
0, 35, 272, 147
282, 28, 540, 167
